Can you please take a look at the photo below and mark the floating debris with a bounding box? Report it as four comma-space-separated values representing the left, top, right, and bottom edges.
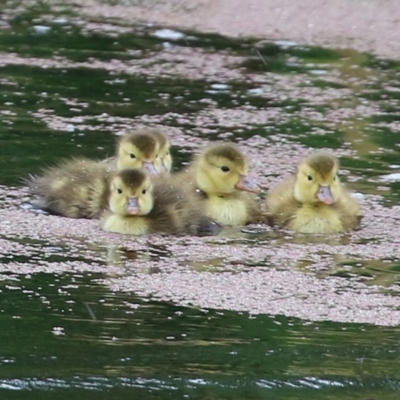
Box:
53, 17, 68, 24
274, 40, 297, 48
153, 29, 184, 40
247, 88, 263, 96
309, 69, 329, 75
33, 25, 51, 34
210, 83, 230, 90
380, 173, 400, 182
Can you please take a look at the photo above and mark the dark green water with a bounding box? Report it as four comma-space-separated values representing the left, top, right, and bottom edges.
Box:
1, 1, 400, 399
1, 273, 400, 400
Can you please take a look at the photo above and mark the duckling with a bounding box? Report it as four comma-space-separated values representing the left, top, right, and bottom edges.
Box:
266, 152, 362, 233
28, 130, 163, 218
101, 169, 221, 236
147, 128, 173, 173
174, 143, 261, 226
101, 169, 153, 235
28, 158, 112, 218
114, 130, 160, 175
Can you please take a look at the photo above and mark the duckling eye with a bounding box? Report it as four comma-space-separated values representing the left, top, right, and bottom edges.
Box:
221, 166, 230, 172
142, 189, 146, 195
117, 188, 123, 194
130, 153, 136, 159
307, 175, 313, 181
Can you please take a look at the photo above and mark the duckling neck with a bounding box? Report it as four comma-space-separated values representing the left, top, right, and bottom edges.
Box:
195, 188, 232, 199
195, 187, 247, 225
195, 185, 239, 199
102, 213, 149, 235
303, 202, 333, 209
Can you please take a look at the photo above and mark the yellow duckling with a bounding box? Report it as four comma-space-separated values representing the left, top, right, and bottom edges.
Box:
101, 169, 153, 235
28, 130, 162, 218
175, 143, 261, 226
101, 169, 221, 236
114, 130, 160, 175
108, 128, 172, 174
266, 152, 362, 233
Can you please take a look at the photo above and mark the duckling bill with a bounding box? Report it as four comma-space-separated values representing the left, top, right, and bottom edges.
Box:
266, 152, 362, 233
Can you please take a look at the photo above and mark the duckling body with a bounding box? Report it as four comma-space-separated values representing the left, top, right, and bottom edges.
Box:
29, 158, 112, 218
101, 169, 220, 236
175, 143, 261, 226
266, 153, 361, 233
28, 129, 165, 219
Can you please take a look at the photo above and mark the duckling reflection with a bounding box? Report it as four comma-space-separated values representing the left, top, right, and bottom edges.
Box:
105, 243, 170, 271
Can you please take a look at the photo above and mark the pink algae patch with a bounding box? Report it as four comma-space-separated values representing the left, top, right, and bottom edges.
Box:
2, 0, 400, 325
1, 177, 400, 326
107, 268, 400, 327
75, 0, 400, 60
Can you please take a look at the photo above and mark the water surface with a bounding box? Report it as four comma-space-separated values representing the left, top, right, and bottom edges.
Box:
1, 1, 400, 398
1, 274, 400, 400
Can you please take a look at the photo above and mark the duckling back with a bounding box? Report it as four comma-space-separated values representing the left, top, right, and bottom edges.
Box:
29, 158, 112, 218
148, 178, 221, 236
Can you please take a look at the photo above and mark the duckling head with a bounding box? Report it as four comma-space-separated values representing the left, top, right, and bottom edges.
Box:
116, 131, 161, 175
195, 143, 260, 196
148, 128, 172, 173
294, 153, 341, 205
109, 169, 154, 216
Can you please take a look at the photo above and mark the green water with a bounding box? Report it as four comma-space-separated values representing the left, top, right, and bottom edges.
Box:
1, 1, 400, 398
1, 274, 400, 400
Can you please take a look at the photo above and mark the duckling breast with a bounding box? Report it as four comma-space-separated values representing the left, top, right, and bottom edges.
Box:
289, 204, 344, 234
206, 196, 248, 226
101, 213, 149, 235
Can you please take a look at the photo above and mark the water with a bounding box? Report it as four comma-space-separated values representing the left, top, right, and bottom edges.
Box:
1, 1, 400, 398
1, 274, 400, 400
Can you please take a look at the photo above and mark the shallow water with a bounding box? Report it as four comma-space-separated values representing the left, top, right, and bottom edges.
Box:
1, 0, 400, 398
